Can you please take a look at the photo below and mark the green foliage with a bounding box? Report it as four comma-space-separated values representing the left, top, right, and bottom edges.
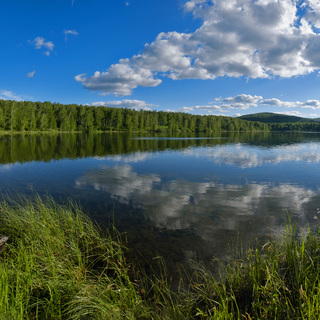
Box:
11, 99, 320, 132
238, 112, 307, 123
0, 196, 150, 319
0, 99, 270, 133
239, 112, 320, 131
1, 198, 320, 319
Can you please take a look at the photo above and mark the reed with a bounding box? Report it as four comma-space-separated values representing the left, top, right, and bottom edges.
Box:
183, 224, 320, 319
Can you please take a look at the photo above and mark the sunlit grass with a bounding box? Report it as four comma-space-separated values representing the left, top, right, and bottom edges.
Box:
1, 197, 320, 319
0, 196, 149, 319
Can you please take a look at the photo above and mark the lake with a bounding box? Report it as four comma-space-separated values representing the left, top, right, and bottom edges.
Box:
1, 132, 320, 274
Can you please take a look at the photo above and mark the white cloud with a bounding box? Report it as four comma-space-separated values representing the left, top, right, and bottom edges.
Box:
64, 29, 78, 36
180, 94, 320, 114
303, 0, 320, 28
260, 98, 296, 108
32, 37, 54, 56
90, 101, 106, 107
261, 98, 320, 110
27, 70, 36, 78
91, 99, 157, 111
300, 99, 320, 109
64, 29, 79, 41
0, 90, 23, 101
76, 63, 161, 96
274, 110, 305, 117
180, 94, 262, 113
76, 0, 320, 95
196, 104, 232, 112
260, 98, 283, 106
222, 94, 262, 105
180, 106, 195, 113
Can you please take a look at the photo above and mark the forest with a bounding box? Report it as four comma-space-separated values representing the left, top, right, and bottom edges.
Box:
0, 99, 269, 132
1, 99, 320, 132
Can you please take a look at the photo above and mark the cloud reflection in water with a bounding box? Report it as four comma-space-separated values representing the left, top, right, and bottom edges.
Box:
75, 164, 319, 239
185, 142, 320, 168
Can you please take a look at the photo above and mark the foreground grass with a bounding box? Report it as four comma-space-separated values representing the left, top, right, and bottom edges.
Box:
0, 197, 151, 319
1, 198, 320, 319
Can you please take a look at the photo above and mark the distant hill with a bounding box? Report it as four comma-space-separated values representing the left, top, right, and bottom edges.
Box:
238, 112, 319, 123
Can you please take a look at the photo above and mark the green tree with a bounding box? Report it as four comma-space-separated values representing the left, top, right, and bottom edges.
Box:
94, 107, 104, 130
0, 107, 4, 130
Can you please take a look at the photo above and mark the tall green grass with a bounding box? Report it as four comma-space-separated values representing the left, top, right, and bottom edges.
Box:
1, 197, 320, 319
183, 224, 320, 319
0, 196, 150, 319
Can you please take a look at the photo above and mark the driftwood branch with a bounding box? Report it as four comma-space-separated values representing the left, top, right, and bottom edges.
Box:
0, 236, 9, 254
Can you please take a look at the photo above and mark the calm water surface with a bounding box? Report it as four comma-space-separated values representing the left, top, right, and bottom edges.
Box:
1, 132, 320, 272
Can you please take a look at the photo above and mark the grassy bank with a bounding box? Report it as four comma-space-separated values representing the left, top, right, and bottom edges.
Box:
1, 197, 320, 319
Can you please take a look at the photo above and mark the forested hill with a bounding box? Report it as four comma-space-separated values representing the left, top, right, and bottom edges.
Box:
238, 112, 309, 123
239, 112, 320, 123
0, 99, 268, 133
238, 112, 320, 132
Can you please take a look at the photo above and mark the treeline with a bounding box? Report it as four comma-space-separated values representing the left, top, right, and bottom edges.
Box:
0, 99, 269, 132
269, 122, 320, 132
3, 99, 319, 133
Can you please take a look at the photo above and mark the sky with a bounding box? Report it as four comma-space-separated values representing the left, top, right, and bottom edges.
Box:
2, 0, 320, 118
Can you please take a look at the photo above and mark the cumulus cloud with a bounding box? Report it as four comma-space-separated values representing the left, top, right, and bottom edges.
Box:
180, 94, 320, 113
32, 37, 54, 56
76, 63, 161, 96
300, 100, 320, 109
261, 98, 320, 110
76, 0, 320, 95
260, 98, 285, 106
184, 0, 209, 13
303, 0, 320, 28
180, 94, 262, 113
27, 71, 36, 78
260, 98, 296, 108
222, 94, 262, 105
91, 99, 157, 111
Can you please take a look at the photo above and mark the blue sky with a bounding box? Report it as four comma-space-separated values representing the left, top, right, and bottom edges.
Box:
2, 0, 320, 118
